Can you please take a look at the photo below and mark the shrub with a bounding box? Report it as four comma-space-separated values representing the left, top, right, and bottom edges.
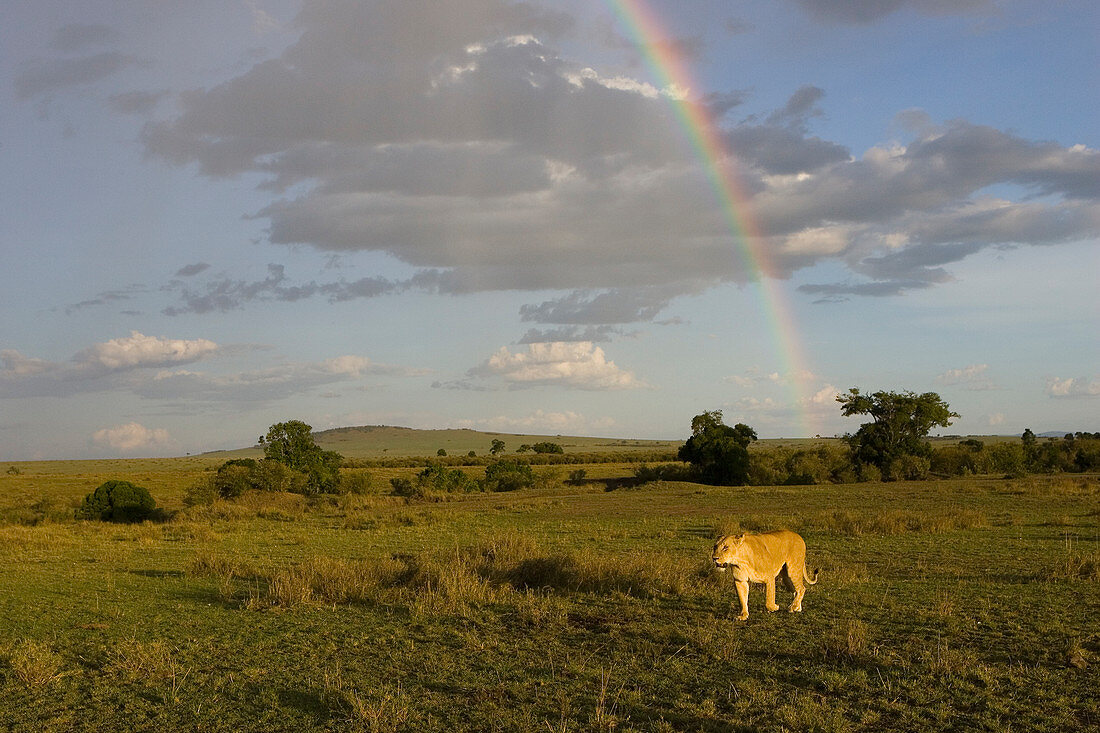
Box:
885, 454, 931, 481
212, 458, 308, 498
483, 460, 534, 492
568, 469, 587, 485
183, 477, 218, 507
417, 464, 476, 493
76, 480, 159, 523
213, 460, 257, 499
530, 442, 564, 454
389, 477, 417, 498
253, 459, 309, 493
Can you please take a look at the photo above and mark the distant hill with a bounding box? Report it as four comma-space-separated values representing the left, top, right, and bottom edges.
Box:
204, 425, 685, 460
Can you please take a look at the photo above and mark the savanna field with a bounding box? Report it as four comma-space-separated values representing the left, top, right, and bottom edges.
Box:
1, 437, 1098, 732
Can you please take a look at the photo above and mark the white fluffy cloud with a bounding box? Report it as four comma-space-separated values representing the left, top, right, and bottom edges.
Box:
91, 422, 173, 453
937, 364, 995, 391
0, 331, 417, 405
1, 332, 220, 398
1047, 377, 1100, 398
469, 342, 645, 390
75, 331, 218, 371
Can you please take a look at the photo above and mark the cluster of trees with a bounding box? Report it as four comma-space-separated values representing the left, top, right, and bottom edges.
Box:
677, 389, 1099, 486
390, 459, 544, 498
188, 421, 348, 505
488, 439, 564, 455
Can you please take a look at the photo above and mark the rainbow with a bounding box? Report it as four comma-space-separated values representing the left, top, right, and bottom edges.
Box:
604, 0, 817, 436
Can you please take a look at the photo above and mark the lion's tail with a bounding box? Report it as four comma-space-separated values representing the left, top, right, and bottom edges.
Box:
804, 566, 819, 585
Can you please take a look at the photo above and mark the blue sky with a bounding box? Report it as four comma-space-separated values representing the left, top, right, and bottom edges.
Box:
2, 0, 1097, 459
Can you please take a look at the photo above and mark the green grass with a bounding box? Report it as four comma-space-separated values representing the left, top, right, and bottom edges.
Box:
0, 460, 1097, 731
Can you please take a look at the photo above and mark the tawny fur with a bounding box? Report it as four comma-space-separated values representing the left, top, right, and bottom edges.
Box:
712, 530, 819, 621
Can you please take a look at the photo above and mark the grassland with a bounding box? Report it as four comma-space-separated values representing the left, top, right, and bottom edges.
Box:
1, 448, 1097, 731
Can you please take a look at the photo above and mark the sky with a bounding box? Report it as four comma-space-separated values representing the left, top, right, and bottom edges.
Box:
1, 0, 1097, 460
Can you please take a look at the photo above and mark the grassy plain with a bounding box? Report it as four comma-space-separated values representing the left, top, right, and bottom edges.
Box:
0, 448, 1097, 731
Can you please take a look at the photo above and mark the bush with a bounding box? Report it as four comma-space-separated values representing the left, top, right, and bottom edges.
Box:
417, 464, 477, 493
211, 458, 308, 498
531, 442, 564, 454
390, 477, 417, 498
567, 469, 587, 485
253, 459, 308, 493
213, 460, 257, 499
183, 477, 218, 507
76, 480, 159, 522
885, 454, 931, 481
483, 460, 534, 492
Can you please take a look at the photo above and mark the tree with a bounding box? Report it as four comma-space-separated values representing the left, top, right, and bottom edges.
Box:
490, 439, 506, 455
263, 420, 342, 494
837, 388, 959, 479
678, 410, 757, 485
76, 480, 158, 522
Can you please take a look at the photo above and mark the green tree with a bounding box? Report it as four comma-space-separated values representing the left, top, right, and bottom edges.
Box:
678, 410, 757, 485
490, 439, 506, 455
76, 480, 158, 522
837, 388, 959, 479
263, 420, 342, 494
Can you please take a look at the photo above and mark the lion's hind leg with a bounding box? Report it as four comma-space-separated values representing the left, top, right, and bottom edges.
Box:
779, 564, 795, 592
788, 562, 806, 613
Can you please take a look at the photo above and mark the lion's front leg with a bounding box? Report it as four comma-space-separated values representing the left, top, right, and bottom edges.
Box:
734, 579, 750, 621
764, 576, 780, 612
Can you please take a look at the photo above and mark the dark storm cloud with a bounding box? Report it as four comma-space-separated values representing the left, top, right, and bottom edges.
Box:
791, 0, 993, 25
175, 263, 212, 277
518, 326, 625, 344
108, 90, 168, 115
519, 289, 679, 325
15, 52, 145, 99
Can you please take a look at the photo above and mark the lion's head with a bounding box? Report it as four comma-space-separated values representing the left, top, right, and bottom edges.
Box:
712, 534, 746, 569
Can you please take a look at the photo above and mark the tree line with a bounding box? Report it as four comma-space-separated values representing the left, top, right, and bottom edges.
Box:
677, 389, 1100, 485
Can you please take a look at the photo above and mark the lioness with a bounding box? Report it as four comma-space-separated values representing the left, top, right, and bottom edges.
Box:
712, 530, 818, 621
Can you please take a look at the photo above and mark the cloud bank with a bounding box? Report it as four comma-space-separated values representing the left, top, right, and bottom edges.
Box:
1, 331, 420, 404
135, 0, 1099, 325
91, 422, 173, 453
